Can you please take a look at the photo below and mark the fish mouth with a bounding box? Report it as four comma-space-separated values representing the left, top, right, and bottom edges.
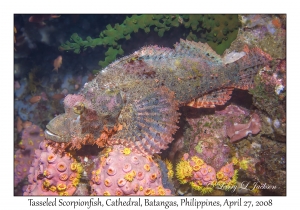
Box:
44, 113, 71, 143
44, 129, 64, 142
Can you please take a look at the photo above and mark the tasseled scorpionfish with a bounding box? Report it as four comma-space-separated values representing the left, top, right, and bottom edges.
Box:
45, 39, 272, 155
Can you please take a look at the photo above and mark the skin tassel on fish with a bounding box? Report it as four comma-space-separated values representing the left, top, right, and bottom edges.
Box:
45, 39, 272, 155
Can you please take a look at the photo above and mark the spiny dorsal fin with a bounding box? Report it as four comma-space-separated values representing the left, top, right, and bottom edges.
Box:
174, 39, 223, 65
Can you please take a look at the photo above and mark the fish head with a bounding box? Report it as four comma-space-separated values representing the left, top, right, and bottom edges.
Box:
45, 88, 124, 144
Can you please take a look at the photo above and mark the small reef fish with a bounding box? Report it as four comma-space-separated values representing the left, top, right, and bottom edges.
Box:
14, 26, 17, 44
52, 93, 65, 101
17, 117, 23, 133
45, 39, 272, 155
14, 81, 20, 90
28, 14, 61, 25
29, 95, 41, 104
53, 55, 62, 72
16, 117, 33, 133
178, 16, 183, 24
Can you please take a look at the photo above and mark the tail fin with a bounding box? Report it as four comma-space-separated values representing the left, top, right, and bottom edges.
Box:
226, 47, 272, 90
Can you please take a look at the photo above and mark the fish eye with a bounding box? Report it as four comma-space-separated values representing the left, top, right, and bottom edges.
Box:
73, 102, 85, 115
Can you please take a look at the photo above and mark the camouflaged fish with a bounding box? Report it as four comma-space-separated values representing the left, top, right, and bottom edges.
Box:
45, 39, 272, 155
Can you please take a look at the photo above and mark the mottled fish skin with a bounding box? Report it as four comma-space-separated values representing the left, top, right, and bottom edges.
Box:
45, 39, 272, 155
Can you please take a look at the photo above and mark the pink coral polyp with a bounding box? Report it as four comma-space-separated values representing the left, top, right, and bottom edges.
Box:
44, 168, 55, 179
59, 173, 69, 181
121, 183, 133, 195
122, 163, 132, 173
90, 145, 172, 195
149, 173, 157, 183
117, 178, 127, 187
200, 166, 209, 175
104, 179, 112, 187
115, 188, 123, 196
119, 155, 125, 161
107, 167, 117, 176
203, 174, 212, 182
136, 171, 145, 180
93, 175, 101, 185
69, 173, 77, 181
26, 183, 37, 193
47, 153, 57, 164
23, 141, 81, 196
56, 162, 67, 172
131, 156, 139, 165
106, 157, 113, 165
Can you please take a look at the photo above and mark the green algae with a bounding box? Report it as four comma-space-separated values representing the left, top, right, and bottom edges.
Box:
60, 14, 241, 69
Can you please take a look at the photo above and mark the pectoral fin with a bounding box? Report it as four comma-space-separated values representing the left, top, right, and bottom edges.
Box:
109, 86, 180, 155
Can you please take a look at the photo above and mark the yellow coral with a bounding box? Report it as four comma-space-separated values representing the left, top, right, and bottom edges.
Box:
150, 189, 156, 195
210, 180, 217, 187
76, 173, 82, 179
72, 178, 80, 187
70, 162, 77, 171
71, 162, 83, 173
124, 171, 136, 182
103, 191, 111, 196
175, 160, 193, 184
191, 156, 204, 166
122, 148, 131, 155
239, 159, 249, 170
158, 188, 166, 195
231, 156, 239, 165
144, 164, 150, 172
190, 181, 203, 191
49, 185, 57, 192
216, 171, 224, 180
216, 180, 226, 187
193, 164, 201, 171
147, 156, 154, 162
165, 159, 174, 179
95, 169, 101, 175
251, 188, 261, 195
144, 188, 152, 195
76, 163, 84, 174
102, 147, 112, 157
43, 170, 50, 177
43, 180, 51, 188
232, 170, 238, 183
200, 186, 213, 195
190, 182, 213, 195
227, 180, 236, 187
57, 183, 67, 191
59, 191, 69, 196
157, 185, 164, 190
